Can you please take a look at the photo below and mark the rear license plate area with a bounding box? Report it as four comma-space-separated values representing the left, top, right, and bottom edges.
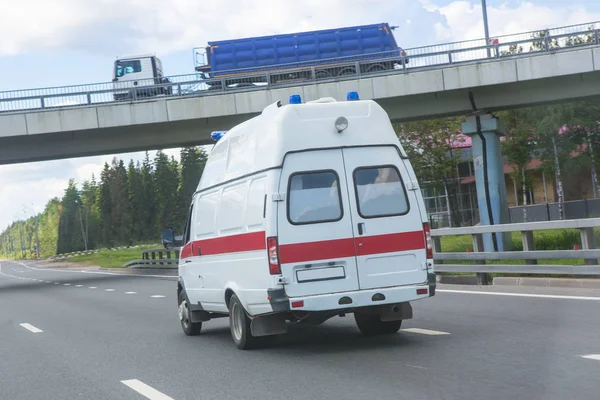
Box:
296, 266, 346, 283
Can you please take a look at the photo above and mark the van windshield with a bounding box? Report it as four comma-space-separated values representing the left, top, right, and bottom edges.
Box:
288, 170, 342, 224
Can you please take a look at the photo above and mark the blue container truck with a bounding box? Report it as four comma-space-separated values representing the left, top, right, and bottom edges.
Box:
193, 22, 408, 88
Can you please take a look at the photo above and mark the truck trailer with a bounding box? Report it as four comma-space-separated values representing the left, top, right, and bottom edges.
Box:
194, 22, 408, 88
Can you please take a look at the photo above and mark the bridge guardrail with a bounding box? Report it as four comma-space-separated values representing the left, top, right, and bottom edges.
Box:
431, 218, 600, 283
0, 21, 599, 114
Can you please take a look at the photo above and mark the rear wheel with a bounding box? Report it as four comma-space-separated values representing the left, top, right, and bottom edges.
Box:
354, 312, 402, 336
229, 294, 261, 350
178, 291, 202, 336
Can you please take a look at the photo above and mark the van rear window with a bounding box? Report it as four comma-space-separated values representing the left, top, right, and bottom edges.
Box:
353, 166, 409, 218
288, 171, 343, 225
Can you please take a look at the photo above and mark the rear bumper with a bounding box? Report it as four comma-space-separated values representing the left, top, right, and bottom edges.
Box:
269, 275, 436, 312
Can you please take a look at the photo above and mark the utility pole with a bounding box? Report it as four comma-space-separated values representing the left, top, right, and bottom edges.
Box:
19, 223, 24, 259
33, 212, 40, 259
481, 0, 491, 58
77, 201, 88, 251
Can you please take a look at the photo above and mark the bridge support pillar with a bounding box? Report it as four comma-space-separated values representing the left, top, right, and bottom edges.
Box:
462, 114, 512, 253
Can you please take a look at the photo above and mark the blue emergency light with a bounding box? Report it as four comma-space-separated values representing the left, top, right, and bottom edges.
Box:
289, 94, 302, 104
211, 131, 228, 142
347, 91, 360, 101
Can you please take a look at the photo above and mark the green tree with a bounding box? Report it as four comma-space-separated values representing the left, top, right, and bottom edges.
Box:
397, 117, 465, 226
177, 147, 208, 227
56, 180, 85, 253
154, 151, 180, 233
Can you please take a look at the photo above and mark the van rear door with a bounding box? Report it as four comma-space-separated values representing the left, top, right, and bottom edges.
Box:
341, 146, 427, 290
277, 150, 360, 298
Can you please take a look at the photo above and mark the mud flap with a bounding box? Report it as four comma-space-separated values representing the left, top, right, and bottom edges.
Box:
250, 314, 288, 337
380, 302, 413, 322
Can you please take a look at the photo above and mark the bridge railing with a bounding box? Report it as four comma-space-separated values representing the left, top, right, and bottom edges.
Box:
431, 218, 600, 283
0, 21, 599, 114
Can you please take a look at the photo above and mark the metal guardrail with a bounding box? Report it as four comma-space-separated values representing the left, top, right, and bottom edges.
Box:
124, 248, 179, 268
1, 21, 599, 114
431, 218, 600, 282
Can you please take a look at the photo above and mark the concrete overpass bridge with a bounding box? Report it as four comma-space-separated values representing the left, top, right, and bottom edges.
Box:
1, 21, 600, 164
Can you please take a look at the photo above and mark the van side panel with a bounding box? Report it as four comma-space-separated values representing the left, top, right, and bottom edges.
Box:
182, 173, 273, 315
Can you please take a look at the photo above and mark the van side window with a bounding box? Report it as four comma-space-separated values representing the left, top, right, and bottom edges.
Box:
353, 166, 409, 218
288, 170, 343, 225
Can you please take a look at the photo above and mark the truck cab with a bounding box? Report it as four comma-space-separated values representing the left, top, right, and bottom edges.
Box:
112, 55, 172, 101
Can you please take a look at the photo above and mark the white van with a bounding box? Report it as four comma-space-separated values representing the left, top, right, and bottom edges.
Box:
161, 92, 436, 350
112, 55, 172, 101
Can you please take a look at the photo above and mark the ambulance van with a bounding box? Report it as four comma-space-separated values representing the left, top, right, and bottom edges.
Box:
161, 92, 436, 350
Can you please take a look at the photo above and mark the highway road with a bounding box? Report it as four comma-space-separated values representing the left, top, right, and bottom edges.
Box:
1, 259, 599, 400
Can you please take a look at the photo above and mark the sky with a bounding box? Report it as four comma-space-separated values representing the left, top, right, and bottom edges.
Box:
1, 0, 600, 228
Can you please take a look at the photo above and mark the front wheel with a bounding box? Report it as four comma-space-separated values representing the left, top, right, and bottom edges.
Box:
229, 294, 261, 350
178, 291, 202, 336
354, 312, 402, 336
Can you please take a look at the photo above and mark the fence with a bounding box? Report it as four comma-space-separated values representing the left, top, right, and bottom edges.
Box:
509, 198, 600, 223
431, 218, 600, 284
1, 21, 599, 114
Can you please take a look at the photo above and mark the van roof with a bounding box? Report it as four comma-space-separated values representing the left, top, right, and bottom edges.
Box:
197, 97, 406, 191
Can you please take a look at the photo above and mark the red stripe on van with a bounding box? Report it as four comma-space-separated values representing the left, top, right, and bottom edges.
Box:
180, 231, 266, 259
279, 230, 425, 264
355, 230, 425, 256
279, 238, 356, 264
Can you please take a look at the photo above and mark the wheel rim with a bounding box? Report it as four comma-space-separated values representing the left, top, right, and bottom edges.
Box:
231, 302, 244, 342
179, 300, 189, 329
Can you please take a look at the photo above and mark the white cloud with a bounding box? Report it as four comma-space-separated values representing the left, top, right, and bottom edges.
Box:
0, 0, 408, 57
426, 1, 600, 42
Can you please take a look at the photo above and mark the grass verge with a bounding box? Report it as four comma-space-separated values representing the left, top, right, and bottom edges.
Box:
59, 245, 160, 268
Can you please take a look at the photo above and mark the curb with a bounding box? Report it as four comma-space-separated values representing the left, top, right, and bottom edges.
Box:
436, 275, 479, 285
493, 277, 600, 289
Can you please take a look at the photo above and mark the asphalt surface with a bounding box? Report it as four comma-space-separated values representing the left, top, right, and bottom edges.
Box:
1, 260, 599, 400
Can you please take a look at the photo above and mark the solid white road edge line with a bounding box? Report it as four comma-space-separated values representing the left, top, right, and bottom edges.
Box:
17, 262, 177, 280
19, 323, 43, 333
401, 328, 451, 335
438, 289, 600, 301
581, 354, 600, 361
121, 379, 175, 400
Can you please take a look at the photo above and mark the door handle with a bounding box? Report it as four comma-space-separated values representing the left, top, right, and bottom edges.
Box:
357, 223, 365, 235
184, 259, 192, 264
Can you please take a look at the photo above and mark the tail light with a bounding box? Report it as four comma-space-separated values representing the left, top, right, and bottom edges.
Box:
267, 236, 281, 275
423, 223, 433, 259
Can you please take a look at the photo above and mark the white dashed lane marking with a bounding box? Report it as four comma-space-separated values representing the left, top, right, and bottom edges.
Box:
19, 323, 43, 333
63, 283, 71, 286
582, 354, 600, 361
150, 295, 166, 298
89, 287, 97, 289
125, 292, 137, 295
400, 328, 451, 336
105, 289, 115, 292
75, 285, 83, 287
121, 379, 175, 400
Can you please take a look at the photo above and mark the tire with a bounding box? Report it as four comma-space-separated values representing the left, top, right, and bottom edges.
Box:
228, 294, 260, 350
178, 291, 202, 336
354, 312, 402, 336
